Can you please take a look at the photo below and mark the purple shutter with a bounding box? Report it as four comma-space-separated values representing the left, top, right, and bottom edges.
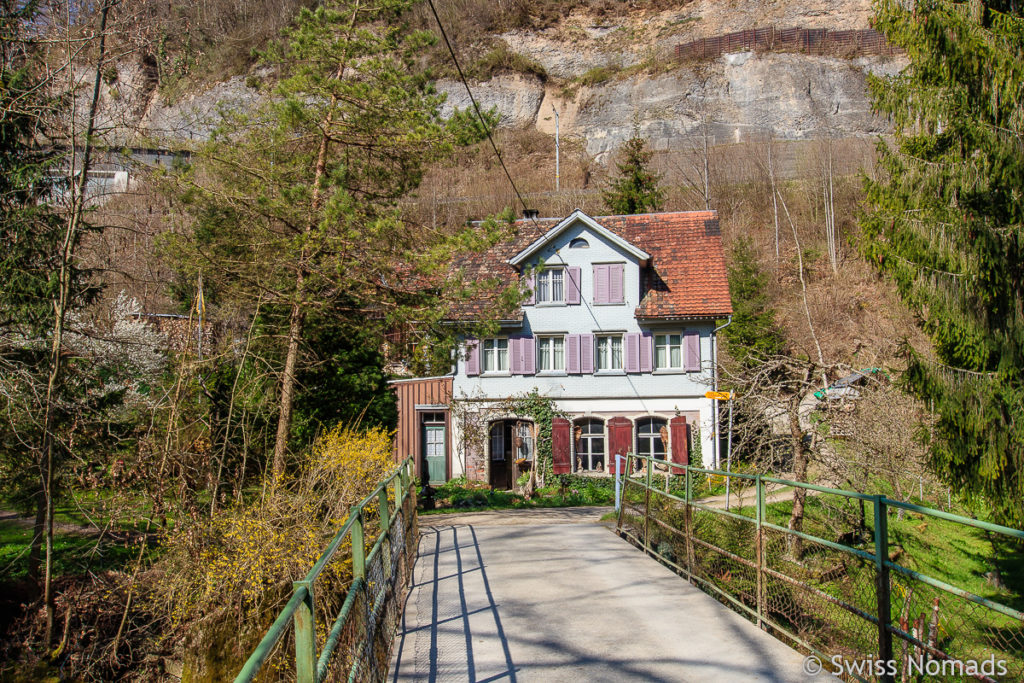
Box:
684, 331, 701, 371
524, 272, 535, 305
593, 265, 608, 304
610, 263, 625, 303
625, 333, 640, 373
509, 337, 522, 374
466, 339, 480, 376
522, 336, 536, 374
566, 334, 581, 374
566, 266, 581, 305
580, 334, 595, 373
640, 331, 653, 372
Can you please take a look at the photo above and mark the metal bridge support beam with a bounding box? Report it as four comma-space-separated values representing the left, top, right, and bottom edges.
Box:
873, 496, 894, 683
293, 579, 316, 683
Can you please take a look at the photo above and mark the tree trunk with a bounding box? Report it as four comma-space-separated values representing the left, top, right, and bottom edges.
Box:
269, 4, 358, 477
37, 0, 112, 645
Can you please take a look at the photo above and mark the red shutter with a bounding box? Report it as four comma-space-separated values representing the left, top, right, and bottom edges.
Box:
466, 339, 479, 376
607, 417, 633, 474
669, 416, 689, 469
566, 266, 581, 305
552, 418, 571, 474
610, 263, 625, 303
566, 334, 581, 374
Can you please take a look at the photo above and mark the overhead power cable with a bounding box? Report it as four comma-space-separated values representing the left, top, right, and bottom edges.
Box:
425, 0, 531, 215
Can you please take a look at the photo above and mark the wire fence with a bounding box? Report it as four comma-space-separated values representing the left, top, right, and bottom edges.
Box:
235, 458, 418, 683
675, 27, 901, 62
617, 455, 1024, 682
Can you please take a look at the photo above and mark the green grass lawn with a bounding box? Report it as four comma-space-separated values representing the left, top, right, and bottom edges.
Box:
0, 519, 144, 582
419, 479, 615, 515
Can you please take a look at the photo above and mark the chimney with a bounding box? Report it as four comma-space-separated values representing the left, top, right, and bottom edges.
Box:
523, 208, 539, 220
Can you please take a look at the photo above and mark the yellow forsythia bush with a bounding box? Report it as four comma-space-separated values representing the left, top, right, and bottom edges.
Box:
152, 425, 396, 631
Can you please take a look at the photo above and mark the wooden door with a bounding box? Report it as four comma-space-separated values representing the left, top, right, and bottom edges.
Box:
607, 417, 633, 475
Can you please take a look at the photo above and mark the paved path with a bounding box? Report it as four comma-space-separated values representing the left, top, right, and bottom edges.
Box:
391, 508, 816, 682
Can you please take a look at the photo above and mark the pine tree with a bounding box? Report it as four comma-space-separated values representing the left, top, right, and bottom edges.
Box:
165, 0, 494, 477
601, 131, 666, 215
722, 237, 787, 368
861, 0, 1024, 524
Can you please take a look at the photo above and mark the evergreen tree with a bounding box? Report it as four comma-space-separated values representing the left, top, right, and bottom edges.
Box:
164, 0, 497, 476
861, 0, 1024, 523
721, 237, 787, 368
601, 131, 666, 215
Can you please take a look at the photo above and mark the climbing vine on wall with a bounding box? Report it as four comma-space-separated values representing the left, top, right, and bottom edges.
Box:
509, 389, 566, 486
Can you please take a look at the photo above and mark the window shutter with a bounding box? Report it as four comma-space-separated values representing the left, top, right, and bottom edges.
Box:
592, 264, 608, 304
566, 334, 581, 374
610, 263, 625, 303
566, 266, 581, 305
466, 339, 479, 376
640, 331, 653, 372
552, 418, 571, 474
522, 336, 536, 374
625, 333, 640, 373
509, 337, 522, 374
684, 331, 701, 371
523, 272, 535, 305
580, 334, 595, 374
669, 416, 689, 468
607, 417, 633, 475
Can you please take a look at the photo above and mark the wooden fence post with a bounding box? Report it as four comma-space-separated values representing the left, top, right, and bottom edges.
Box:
293, 580, 316, 683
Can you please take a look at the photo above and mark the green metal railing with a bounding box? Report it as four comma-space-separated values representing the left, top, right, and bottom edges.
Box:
616, 455, 1024, 682
235, 458, 418, 683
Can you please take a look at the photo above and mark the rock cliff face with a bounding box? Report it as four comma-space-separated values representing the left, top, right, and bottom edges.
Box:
106, 0, 900, 159
437, 52, 901, 160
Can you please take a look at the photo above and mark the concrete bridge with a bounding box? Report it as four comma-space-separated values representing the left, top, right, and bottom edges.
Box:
391, 508, 814, 682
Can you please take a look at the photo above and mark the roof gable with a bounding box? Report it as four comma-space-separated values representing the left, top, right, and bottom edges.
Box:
447, 210, 732, 321
508, 209, 650, 268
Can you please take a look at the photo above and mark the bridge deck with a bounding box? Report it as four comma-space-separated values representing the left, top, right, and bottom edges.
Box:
391, 508, 814, 682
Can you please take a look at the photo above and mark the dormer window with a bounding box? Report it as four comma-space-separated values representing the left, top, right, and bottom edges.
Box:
535, 268, 565, 304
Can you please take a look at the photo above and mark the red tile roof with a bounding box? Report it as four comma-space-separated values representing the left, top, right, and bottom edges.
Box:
447, 210, 732, 321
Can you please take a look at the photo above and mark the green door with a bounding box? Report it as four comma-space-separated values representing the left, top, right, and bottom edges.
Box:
424, 424, 446, 484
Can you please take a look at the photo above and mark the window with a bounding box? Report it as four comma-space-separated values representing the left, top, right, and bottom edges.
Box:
537, 336, 565, 371
637, 418, 668, 460
515, 422, 534, 461
655, 334, 683, 370
596, 335, 623, 371
535, 268, 565, 304
489, 422, 505, 461
574, 419, 605, 472
482, 338, 508, 372
569, 237, 589, 249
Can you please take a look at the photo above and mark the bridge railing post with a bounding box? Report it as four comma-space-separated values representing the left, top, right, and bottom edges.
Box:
755, 475, 765, 630
378, 487, 392, 580
684, 466, 694, 579
644, 455, 652, 553
293, 579, 316, 683
874, 495, 894, 683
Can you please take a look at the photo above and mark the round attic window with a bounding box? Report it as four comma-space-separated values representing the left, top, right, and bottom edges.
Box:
569, 237, 590, 249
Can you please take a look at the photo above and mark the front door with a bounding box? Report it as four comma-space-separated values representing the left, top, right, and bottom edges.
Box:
422, 413, 447, 484
489, 422, 512, 490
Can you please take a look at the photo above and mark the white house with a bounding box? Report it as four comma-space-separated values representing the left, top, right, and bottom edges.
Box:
391, 209, 732, 487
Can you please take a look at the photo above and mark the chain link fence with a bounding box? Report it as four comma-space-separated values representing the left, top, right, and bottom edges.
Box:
617, 455, 1024, 682
236, 458, 418, 683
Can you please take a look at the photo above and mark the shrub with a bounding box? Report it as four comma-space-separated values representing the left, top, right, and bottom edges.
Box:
151, 424, 396, 665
